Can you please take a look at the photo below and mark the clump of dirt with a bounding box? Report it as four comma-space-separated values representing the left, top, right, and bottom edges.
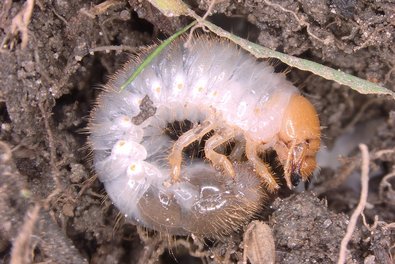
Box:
271, 192, 361, 263
0, 0, 394, 263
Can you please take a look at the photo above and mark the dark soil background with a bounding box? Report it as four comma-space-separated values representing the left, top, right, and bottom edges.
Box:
0, 0, 394, 263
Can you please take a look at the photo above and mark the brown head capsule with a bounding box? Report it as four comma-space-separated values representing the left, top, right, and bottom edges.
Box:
273, 94, 321, 189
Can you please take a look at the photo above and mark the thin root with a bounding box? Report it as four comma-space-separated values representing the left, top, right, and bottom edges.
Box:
379, 171, 395, 205
80, 0, 124, 19
1, 0, 35, 50
39, 103, 63, 208
10, 204, 41, 264
262, 0, 332, 45
185, 0, 218, 48
337, 144, 370, 264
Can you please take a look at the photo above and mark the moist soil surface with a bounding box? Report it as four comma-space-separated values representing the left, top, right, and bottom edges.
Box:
0, 0, 394, 263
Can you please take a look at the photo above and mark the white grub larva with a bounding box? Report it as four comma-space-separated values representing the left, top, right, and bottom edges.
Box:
88, 36, 320, 237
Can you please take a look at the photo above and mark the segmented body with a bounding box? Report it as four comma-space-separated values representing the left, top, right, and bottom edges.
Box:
89, 37, 300, 236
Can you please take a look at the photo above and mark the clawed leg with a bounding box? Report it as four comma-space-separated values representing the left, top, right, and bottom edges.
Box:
168, 121, 215, 183
246, 139, 279, 192
205, 130, 235, 177
228, 137, 245, 162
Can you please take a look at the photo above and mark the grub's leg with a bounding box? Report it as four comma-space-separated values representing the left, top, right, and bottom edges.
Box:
205, 130, 235, 178
245, 139, 280, 192
168, 121, 215, 183
228, 137, 245, 162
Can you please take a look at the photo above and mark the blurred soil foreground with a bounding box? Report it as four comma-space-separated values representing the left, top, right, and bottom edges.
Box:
0, 0, 394, 263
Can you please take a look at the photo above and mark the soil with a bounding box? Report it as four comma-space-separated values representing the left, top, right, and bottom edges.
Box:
0, 0, 394, 263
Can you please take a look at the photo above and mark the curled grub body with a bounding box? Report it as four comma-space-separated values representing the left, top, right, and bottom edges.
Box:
88, 36, 320, 237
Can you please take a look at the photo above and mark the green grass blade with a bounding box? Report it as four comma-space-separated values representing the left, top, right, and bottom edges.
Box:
198, 20, 395, 99
119, 21, 197, 91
